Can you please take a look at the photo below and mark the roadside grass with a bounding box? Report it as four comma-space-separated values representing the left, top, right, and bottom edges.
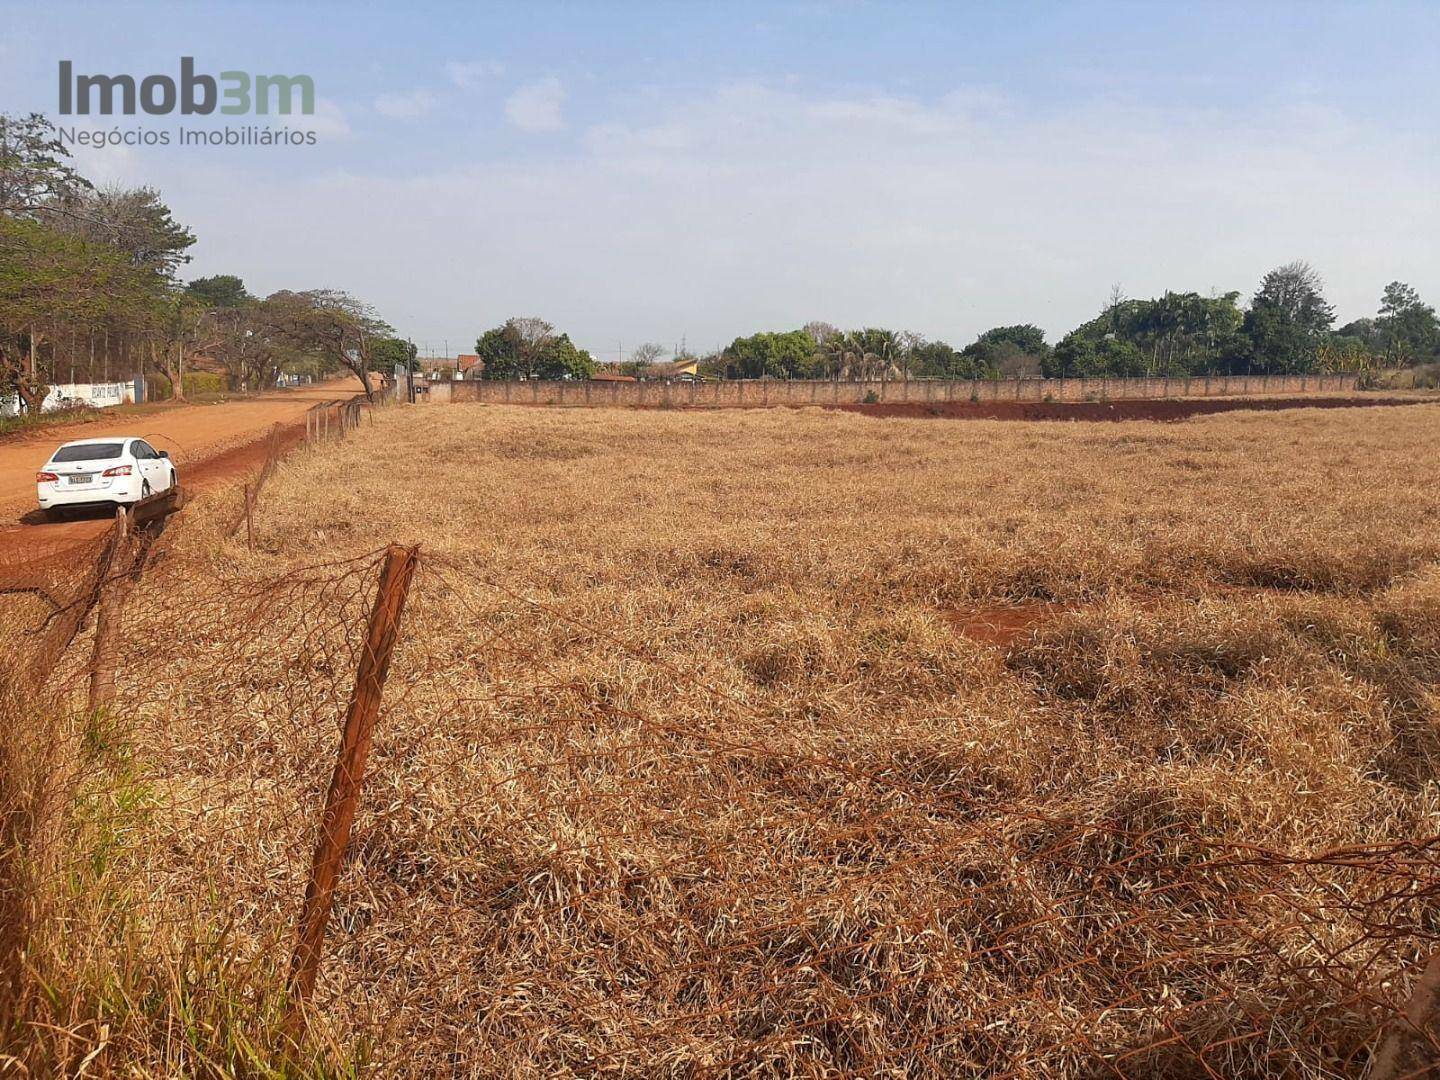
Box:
0, 689, 362, 1077
0, 404, 107, 440
1372, 363, 1440, 391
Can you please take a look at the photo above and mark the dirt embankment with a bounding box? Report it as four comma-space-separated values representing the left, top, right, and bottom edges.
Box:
830, 395, 1433, 422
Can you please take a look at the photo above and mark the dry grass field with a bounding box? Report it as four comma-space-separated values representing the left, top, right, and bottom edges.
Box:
9, 400, 1440, 1077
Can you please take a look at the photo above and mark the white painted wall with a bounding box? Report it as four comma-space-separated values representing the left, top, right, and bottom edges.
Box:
0, 381, 138, 417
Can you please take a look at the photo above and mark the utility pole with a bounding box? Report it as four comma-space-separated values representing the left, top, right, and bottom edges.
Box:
407, 339, 417, 403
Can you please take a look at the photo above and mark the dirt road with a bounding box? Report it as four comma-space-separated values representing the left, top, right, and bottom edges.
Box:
0, 378, 360, 563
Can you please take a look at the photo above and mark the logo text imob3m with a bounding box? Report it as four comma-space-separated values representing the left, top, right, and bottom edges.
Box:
58, 58, 314, 116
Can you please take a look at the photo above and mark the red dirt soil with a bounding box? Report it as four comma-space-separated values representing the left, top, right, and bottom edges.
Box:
833, 395, 1432, 422
945, 601, 1076, 647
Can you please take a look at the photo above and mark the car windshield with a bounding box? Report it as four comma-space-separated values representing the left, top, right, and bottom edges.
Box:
51, 442, 124, 463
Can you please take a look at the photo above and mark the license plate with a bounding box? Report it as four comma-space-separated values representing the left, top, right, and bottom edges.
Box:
67, 474, 92, 485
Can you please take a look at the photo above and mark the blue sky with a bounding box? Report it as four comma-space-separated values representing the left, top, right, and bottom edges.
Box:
3, 1, 1437, 360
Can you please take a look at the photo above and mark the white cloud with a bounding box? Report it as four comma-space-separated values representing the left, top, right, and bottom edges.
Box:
307, 98, 352, 138
446, 60, 503, 89
61, 125, 145, 188
162, 81, 1437, 359
504, 77, 565, 132
374, 89, 437, 119
804, 87, 1007, 136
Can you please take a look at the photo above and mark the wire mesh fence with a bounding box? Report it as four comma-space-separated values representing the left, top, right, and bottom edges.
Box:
2, 459, 1439, 1075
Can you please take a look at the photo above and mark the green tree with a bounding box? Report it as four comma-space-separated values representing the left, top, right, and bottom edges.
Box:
817, 328, 907, 380
977, 324, 1048, 355
268, 289, 392, 399
0, 112, 91, 219
1123, 292, 1243, 374
722, 329, 816, 379
1376, 281, 1438, 366
205, 296, 293, 391
539, 333, 597, 380
852, 328, 904, 378
909, 339, 981, 379
1052, 293, 1244, 376
1315, 336, 1375, 374
1243, 262, 1335, 373
53, 185, 195, 280
1047, 333, 1146, 378
186, 274, 252, 309
141, 291, 210, 401
0, 216, 152, 408
476, 324, 521, 379
1334, 317, 1380, 348
372, 336, 418, 374
960, 325, 1049, 377
476, 319, 596, 380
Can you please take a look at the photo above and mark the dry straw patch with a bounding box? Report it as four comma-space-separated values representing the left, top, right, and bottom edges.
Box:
12, 400, 1440, 1076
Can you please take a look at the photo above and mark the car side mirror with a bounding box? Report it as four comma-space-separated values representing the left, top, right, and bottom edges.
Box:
158, 450, 170, 459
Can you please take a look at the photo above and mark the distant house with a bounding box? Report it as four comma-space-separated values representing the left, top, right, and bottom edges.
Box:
590, 371, 637, 383
647, 358, 701, 380
421, 354, 484, 380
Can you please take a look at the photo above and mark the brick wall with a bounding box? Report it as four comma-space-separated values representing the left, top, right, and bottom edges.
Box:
431, 372, 1360, 408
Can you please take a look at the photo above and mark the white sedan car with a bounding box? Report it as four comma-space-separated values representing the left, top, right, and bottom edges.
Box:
36, 436, 178, 519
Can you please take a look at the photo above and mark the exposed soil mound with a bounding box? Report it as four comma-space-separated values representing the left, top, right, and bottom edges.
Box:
944, 600, 1076, 646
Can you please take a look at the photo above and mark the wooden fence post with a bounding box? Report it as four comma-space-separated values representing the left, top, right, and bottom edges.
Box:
1372, 950, 1440, 1080
87, 507, 130, 711
25, 508, 132, 689
284, 544, 419, 1034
